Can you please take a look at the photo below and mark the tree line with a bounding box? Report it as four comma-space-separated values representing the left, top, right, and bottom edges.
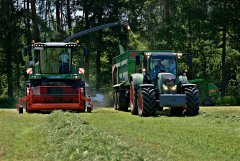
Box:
0, 0, 239, 101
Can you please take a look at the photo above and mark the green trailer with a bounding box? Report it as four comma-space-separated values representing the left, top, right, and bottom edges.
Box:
112, 50, 200, 116
189, 79, 219, 105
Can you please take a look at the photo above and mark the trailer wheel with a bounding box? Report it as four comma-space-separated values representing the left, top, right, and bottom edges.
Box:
117, 90, 129, 111
184, 87, 200, 116
130, 84, 138, 115
137, 86, 157, 116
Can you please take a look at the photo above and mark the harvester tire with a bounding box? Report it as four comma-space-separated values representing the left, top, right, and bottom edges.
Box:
19, 106, 23, 114
130, 84, 138, 115
87, 106, 91, 113
137, 86, 157, 116
184, 87, 200, 116
117, 90, 129, 111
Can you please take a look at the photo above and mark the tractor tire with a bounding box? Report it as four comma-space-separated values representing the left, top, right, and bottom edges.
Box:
114, 91, 119, 110
137, 86, 157, 116
184, 87, 200, 116
130, 84, 138, 115
117, 90, 129, 111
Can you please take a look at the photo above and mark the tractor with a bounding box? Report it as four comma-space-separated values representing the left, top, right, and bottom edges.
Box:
112, 50, 200, 116
17, 41, 92, 113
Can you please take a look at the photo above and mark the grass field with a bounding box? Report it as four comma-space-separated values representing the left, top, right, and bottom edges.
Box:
0, 107, 240, 161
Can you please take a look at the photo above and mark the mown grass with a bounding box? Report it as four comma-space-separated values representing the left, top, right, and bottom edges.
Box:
0, 107, 240, 161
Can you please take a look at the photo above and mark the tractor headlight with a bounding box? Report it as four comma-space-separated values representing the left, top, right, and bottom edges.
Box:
163, 84, 168, 91
171, 85, 177, 91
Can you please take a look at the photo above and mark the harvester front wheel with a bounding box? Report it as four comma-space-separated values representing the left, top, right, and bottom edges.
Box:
184, 87, 200, 116
130, 84, 138, 115
19, 106, 23, 114
137, 86, 157, 116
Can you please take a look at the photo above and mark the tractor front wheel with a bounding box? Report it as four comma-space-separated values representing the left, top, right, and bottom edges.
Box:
184, 87, 200, 116
137, 86, 157, 116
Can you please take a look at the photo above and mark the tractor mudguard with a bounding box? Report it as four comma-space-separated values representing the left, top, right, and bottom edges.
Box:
113, 80, 129, 89
181, 84, 197, 90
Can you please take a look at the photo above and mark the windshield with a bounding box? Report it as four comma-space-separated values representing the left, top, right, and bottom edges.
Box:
149, 54, 177, 79
39, 48, 72, 74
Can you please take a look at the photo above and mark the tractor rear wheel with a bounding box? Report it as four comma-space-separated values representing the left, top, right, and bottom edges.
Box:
184, 87, 200, 116
117, 90, 129, 111
137, 86, 157, 116
130, 84, 138, 115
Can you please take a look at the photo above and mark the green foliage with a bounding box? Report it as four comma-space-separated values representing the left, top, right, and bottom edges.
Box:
216, 96, 237, 106
127, 31, 148, 50
0, 97, 17, 108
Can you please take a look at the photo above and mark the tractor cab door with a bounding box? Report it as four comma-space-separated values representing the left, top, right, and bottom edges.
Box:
39, 47, 72, 74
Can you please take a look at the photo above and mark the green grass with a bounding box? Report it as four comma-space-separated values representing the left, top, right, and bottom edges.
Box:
0, 107, 240, 161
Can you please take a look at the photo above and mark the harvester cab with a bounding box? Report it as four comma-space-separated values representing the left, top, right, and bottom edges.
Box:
17, 41, 93, 113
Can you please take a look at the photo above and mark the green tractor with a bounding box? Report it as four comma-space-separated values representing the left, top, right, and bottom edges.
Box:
112, 51, 200, 116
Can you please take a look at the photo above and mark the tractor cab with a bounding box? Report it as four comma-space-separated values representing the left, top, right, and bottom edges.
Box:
147, 52, 178, 80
